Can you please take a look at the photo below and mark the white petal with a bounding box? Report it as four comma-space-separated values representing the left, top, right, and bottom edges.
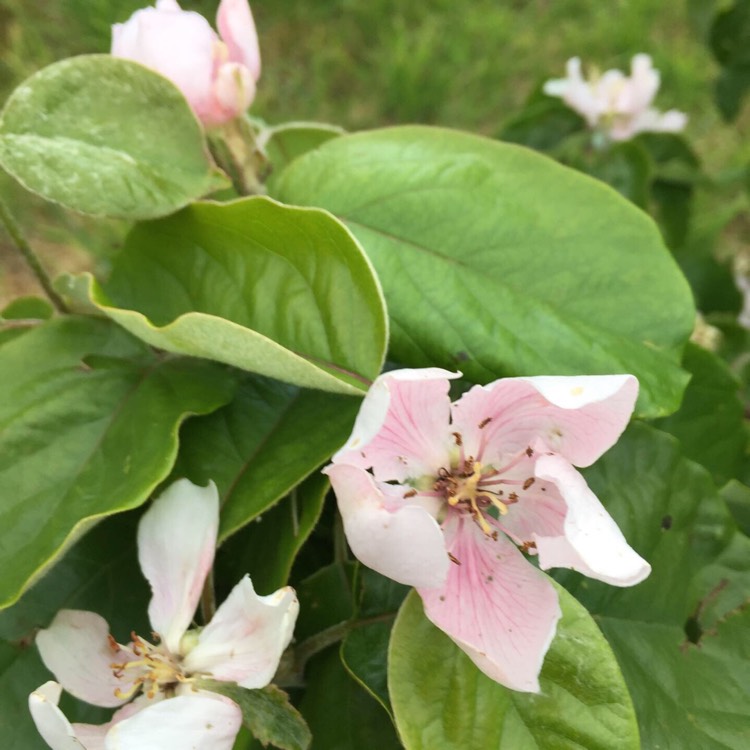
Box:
104, 693, 242, 750
333, 367, 460, 482
534, 454, 651, 586
138, 479, 219, 653
29, 682, 89, 750
325, 463, 449, 588
36, 610, 132, 708
183, 577, 298, 688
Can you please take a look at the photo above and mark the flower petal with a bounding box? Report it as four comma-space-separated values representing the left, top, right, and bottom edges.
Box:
29, 682, 89, 750
451, 374, 638, 468
217, 0, 261, 80
104, 693, 242, 750
71, 725, 107, 750
325, 463, 450, 588
419, 515, 561, 693
138, 479, 219, 653
36, 610, 133, 708
111, 3, 217, 121
533, 454, 651, 586
212, 61, 256, 122
333, 368, 460, 482
183, 576, 298, 688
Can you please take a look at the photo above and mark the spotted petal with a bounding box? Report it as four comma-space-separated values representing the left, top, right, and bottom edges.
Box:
419, 515, 561, 693
36, 610, 134, 708
183, 576, 298, 688
451, 374, 638, 469
105, 693, 242, 750
333, 368, 460, 482
138, 479, 219, 653
532, 454, 651, 586
325, 463, 449, 589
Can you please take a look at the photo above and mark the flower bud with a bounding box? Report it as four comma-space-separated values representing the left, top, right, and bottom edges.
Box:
111, 0, 261, 128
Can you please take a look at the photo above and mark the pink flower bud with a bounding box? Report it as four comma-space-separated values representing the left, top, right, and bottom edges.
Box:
112, 0, 261, 128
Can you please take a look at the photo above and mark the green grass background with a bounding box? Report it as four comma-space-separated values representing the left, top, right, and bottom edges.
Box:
0, 0, 748, 303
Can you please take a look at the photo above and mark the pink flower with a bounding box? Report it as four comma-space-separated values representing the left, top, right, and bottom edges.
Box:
543, 54, 687, 141
111, 0, 261, 127
29, 479, 298, 750
325, 369, 650, 692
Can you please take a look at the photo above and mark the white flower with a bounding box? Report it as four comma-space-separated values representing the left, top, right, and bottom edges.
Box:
543, 54, 687, 141
29, 479, 299, 750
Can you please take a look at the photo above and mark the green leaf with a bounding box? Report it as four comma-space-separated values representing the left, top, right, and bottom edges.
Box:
273, 126, 694, 417
173, 373, 358, 541
389, 588, 639, 750
563, 423, 750, 748
62, 197, 387, 395
299, 648, 402, 750
216, 473, 329, 594
1, 296, 53, 321
721, 480, 750, 535
203, 681, 311, 750
0, 56, 227, 218
654, 343, 747, 485
0, 316, 235, 610
710, 0, 750, 120
0, 511, 150, 750
261, 122, 344, 193
340, 567, 408, 717
295, 563, 356, 642
499, 87, 585, 152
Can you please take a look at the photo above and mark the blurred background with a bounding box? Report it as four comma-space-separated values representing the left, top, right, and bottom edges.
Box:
0, 0, 748, 304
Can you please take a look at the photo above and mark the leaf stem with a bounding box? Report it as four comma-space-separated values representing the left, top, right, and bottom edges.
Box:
277, 612, 396, 687
0, 197, 68, 313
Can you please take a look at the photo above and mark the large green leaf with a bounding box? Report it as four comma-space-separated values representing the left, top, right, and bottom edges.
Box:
389, 588, 639, 750
340, 567, 409, 717
0, 56, 227, 218
62, 197, 387, 394
0, 316, 235, 610
216, 473, 329, 594
0, 511, 150, 750
173, 374, 358, 541
299, 648, 402, 750
563, 424, 750, 748
655, 343, 747, 486
273, 126, 694, 417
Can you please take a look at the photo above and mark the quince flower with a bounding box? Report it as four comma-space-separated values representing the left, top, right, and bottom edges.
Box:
112, 0, 261, 127
325, 369, 650, 692
29, 479, 299, 750
543, 54, 687, 141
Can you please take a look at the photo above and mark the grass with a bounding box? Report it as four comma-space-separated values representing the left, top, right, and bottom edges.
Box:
0, 0, 748, 304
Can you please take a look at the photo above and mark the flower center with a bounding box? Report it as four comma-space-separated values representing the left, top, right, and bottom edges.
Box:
109, 632, 194, 701
433, 457, 517, 537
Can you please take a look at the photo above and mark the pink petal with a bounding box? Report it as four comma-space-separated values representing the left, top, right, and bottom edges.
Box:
533, 454, 651, 586
111, 3, 217, 121
419, 515, 561, 693
333, 368, 460, 482
183, 577, 298, 688
138, 479, 219, 654
217, 0, 261, 80
105, 693, 242, 750
210, 61, 256, 124
36, 611, 133, 708
324, 463, 450, 588
29, 682, 89, 750
451, 374, 638, 469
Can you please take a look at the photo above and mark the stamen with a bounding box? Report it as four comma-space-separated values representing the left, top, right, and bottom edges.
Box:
523, 477, 535, 490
